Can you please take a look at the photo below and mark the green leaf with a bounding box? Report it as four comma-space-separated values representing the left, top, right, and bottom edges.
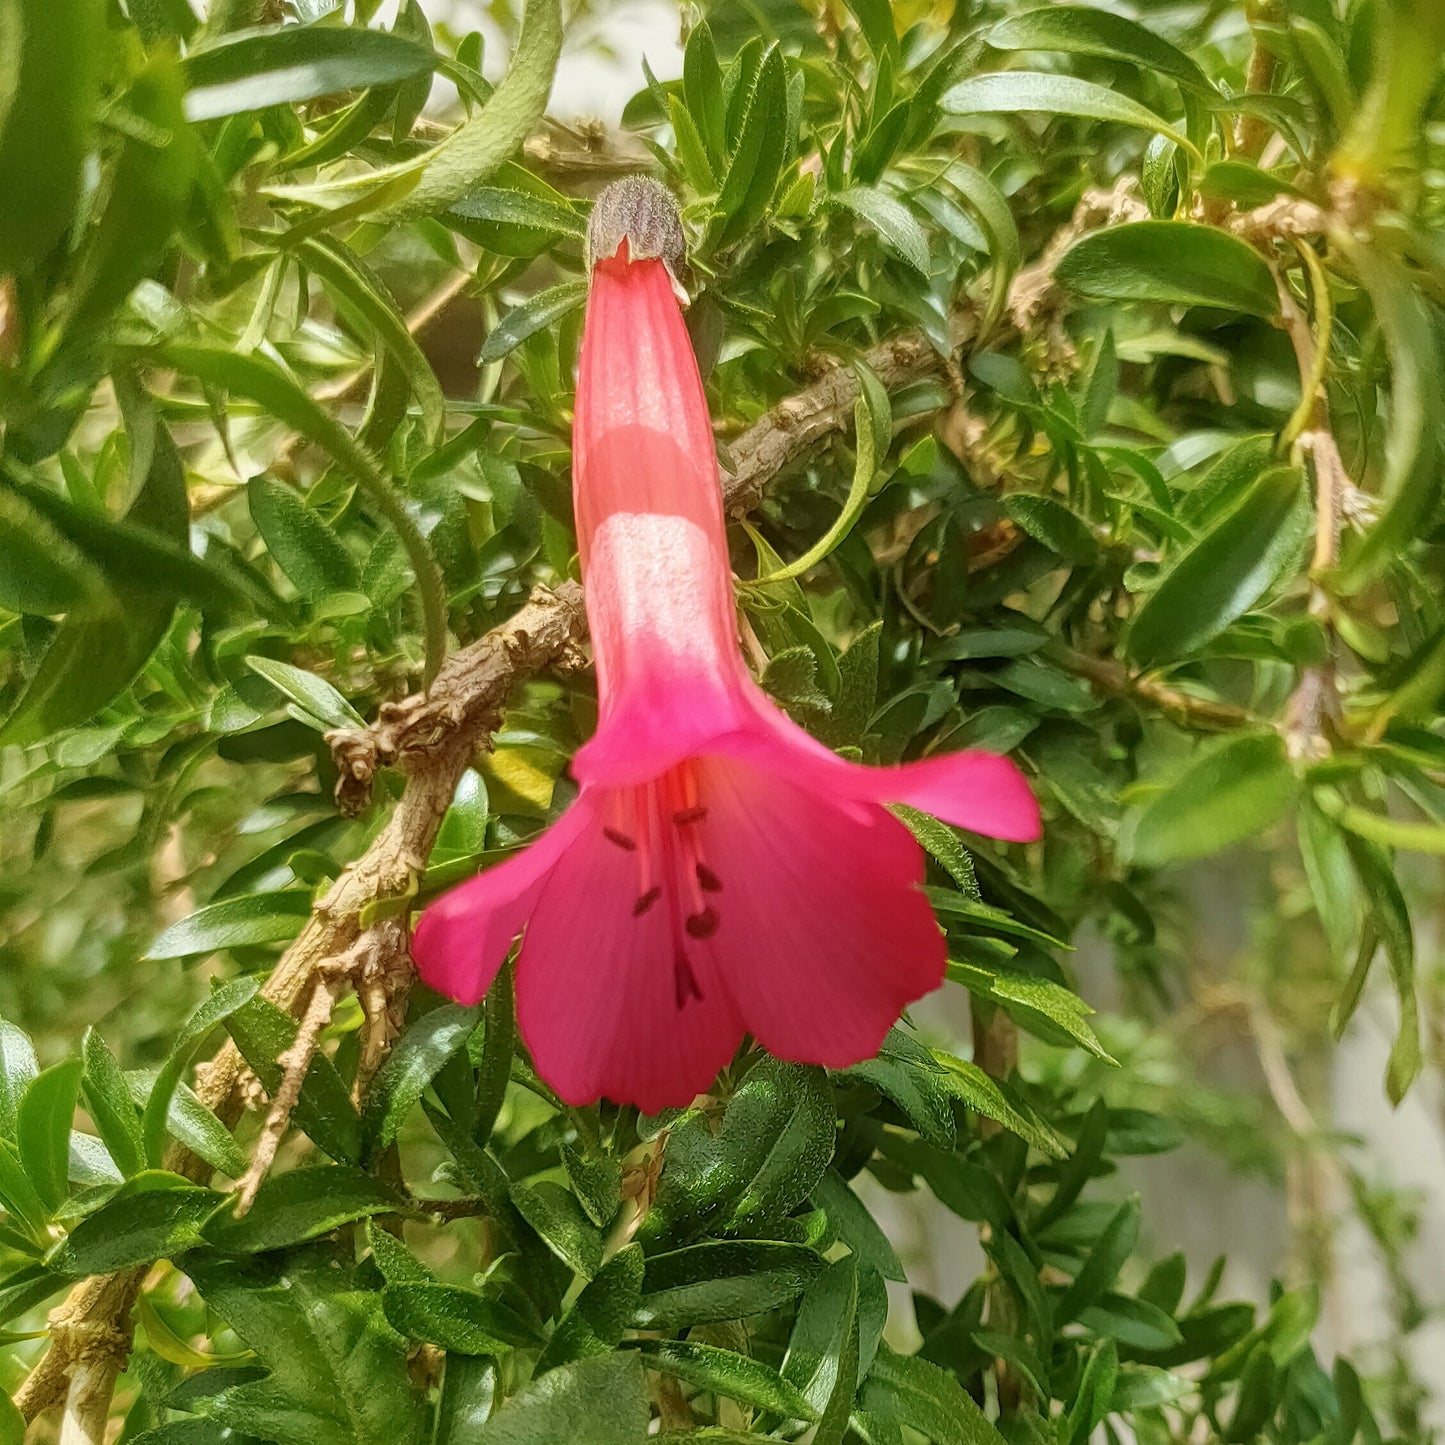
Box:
810, 1266, 862, 1445
1127, 732, 1297, 867
944, 161, 1021, 336
1341, 833, 1420, 1103
931, 1051, 1068, 1157
946, 961, 1115, 1063
146, 890, 312, 960
141, 975, 260, 1168
205, 1166, 402, 1253
247, 477, 361, 603
634, 1241, 825, 1328
447, 183, 586, 240
941, 72, 1198, 160
475, 1354, 649, 1445
634, 1339, 819, 1421
245, 656, 365, 730
1064, 1338, 1120, 1445
717, 43, 787, 243
683, 22, 726, 167
841, 1030, 955, 1146
810, 1168, 905, 1283
226, 996, 361, 1166
65, 52, 199, 335
862, 1348, 1008, 1445
1126, 465, 1307, 665
435, 1356, 498, 1443
382, 1282, 540, 1354
164, 343, 446, 682
471, 962, 515, 1152
0, 425, 190, 747
0, 485, 101, 615
536, 1243, 644, 1372
129, 1074, 249, 1178
0, 1020, 38, 1141
16, 1058, 82, 1214
986, 7, 1210, 91
832, 186, 930, 273
54, 1175, 217, 1274
1002, 493, 1099, 563
1056, 223, 1278, 316
81, 1029, 144, 1178
362, 1003, 479, 1154
190, 1252, 427, 1445
292, 235, 446, 443
510, 1180, 604, 1278
0, 0, 103, 273
183, 23, 436, 122
1337, 244, 1443, 588
1057, 1197, 1142, 1319
477, 280, 587, 364
0, 1391, 23, 1445
269, 0, 561, 222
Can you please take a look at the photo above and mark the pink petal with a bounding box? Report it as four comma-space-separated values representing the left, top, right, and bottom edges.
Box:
572, 511, 756, 788
703, 696, 1043, 843
696, 756, 947, 1068
411, 802, 593, 1006
513, 796, 745, 1112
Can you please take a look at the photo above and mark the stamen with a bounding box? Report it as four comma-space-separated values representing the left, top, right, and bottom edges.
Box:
633, 886, 662, 917
673, 806, 708, 826
695, 863, 722, 893
685, 906, 719, 939
603, 826, 637, 851
673, 950, 704, 1008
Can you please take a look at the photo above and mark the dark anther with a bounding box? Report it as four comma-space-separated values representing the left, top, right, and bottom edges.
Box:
685, 906, 719, 939
673, 950, 704, 1009
633, 886, 662, 917
602, 826, 637, 851
673, 806, 708, 826
695, 863, 722, 893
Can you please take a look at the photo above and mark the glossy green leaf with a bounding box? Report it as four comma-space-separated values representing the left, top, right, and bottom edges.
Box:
1003, 492, 1099, 563
717, 43, 787, 243
931, 1051, 1068, 1156
832, 186, 929, 273
510, 1180, 604, 1278
475, 1354, 649, 1445
635, 1240, 825, 1328
190, 1253, 427, 1445
183, 24, 436, 122
811, 1168, 905, 1282
536, 1244, 643, 1372
362, 1003, 479, 1154
0, 1020, 38, 1142
245, 656, 365, 730
146, 890, 312, 960
205, 1166, 401, 1253
1056, 223, 1278, 316
941, 72, 1197, 158
141, 975, 260, 1168
54, 1175, 217, 1274
81, 1029, 144, 1178
248, 477, 361, 603
634, 1339, 819, 1420
1126, 465, 1306, 665
0, 486, 100, 616
1128, 732, 1297, 867
478, 280, 587, 363
862, 1348, 1008, 1445
382, 1282, 540, 1354
16, 1057, 81, 1213
986, 6, 1210, 91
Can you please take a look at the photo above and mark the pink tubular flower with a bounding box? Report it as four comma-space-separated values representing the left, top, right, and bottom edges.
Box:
414, 179, 1041, 1113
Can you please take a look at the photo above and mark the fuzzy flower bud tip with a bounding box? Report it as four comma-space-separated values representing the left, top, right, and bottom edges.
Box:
585, 175, 688, 304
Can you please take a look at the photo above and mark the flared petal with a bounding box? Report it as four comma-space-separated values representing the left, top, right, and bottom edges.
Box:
514, 789, 746, 1112
694, 755, 947, 1067
411, 802, 593, 1006
696, 688, 1043, 843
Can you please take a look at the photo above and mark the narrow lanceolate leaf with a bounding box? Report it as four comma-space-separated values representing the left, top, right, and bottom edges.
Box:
163, 344, 446, 681
634, 1241, 825, 1328
478, 280, 588, 364
54, 1177, 218, 1274
1126, 465, 1307, 666
941, 72, 1197, 159
362, 1004, 479, 1154
631, 1340, 819, 1420
204, 1167, 403, 1254
1055, 223, 1278, 317
473, 1355, 649, 1445
1127, 732, 1297, 867
183, 25, 437, 122
716, 43, 788, 243
832, 186, 930, 273
146, 890, 313, 960
0, 1021, 39, 1142
1336, 245, 1443, 588
862, 1348, 1008, 1445
245, 656, 365, 730
985, 7, 1211, 91
16, 1058, 82, 1214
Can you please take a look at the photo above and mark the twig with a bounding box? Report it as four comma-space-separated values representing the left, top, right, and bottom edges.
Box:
15, 583, 588, 1426
1057, 647, 1255, 730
